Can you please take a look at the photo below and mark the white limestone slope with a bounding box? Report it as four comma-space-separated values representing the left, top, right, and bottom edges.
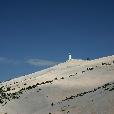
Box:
0, 55, 114, 114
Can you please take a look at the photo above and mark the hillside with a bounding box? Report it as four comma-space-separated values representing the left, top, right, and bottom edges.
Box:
0, 55, 114, 114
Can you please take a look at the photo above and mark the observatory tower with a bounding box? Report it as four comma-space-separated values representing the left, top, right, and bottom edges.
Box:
68, 53, 72, 60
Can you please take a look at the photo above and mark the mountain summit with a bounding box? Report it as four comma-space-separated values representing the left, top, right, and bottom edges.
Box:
0, 55, 114, 114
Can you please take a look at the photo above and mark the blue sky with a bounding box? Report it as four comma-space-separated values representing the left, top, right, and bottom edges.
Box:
0, 0, 114, 81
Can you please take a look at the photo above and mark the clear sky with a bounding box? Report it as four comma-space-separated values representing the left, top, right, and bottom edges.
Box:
0, 0, 114, 81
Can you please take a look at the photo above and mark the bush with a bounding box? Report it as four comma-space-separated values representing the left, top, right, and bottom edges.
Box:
54, 77, 58, 80
7, 87, 11, 91
61, 77, 64, 79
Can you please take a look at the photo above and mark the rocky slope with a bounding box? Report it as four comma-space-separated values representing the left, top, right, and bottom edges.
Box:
0, 55, 114, 114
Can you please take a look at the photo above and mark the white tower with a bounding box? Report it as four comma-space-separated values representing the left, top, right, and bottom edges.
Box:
68, 53, 72, 60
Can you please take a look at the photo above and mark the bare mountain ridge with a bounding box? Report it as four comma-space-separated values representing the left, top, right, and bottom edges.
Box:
0, 55, 114, 114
